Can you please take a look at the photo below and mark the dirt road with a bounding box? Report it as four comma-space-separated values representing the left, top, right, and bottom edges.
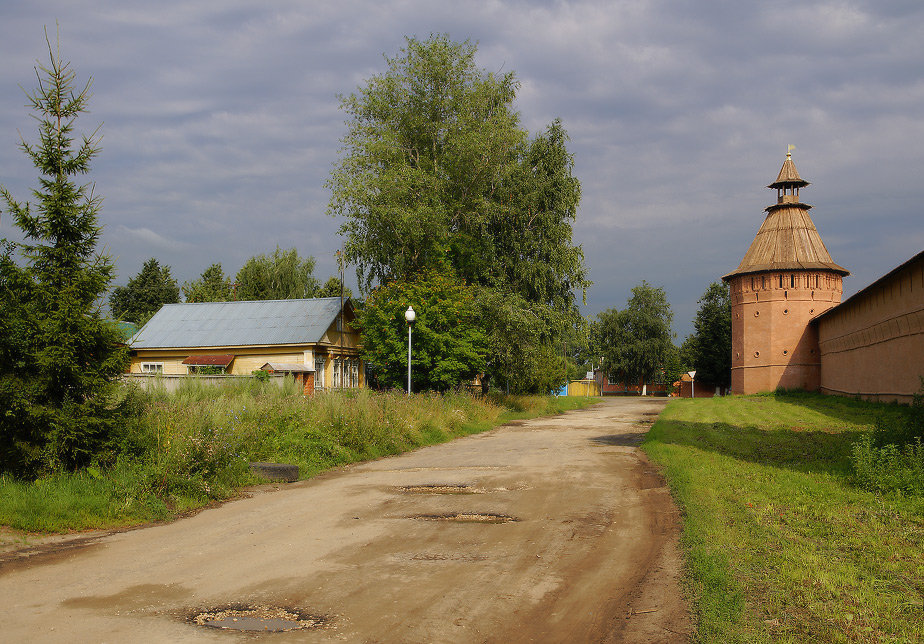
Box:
0, 397, 690, 643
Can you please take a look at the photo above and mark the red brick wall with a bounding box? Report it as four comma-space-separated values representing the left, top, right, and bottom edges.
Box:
727, 271, 842, 394
675, 378, 725, 398
817, 253, 924, 403
596, 372, 669, 396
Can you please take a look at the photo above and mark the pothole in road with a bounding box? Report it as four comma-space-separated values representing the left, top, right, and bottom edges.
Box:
411, 512, 518, 524
398, 484, 483, 494
410, 552, 490, 561
190, 605, 326, 632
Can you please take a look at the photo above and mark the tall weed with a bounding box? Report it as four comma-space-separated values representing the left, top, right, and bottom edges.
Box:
1, 379, 589, 532
850, 380, 924, 494
851, 434, 924, 495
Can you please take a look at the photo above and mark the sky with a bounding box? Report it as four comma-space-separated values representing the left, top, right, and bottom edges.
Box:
2, 1, 923, 340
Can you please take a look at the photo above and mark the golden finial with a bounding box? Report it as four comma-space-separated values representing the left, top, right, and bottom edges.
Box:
787, 144, 796, 158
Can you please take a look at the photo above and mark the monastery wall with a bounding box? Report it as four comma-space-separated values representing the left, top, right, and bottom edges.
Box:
816, 251, 924, 403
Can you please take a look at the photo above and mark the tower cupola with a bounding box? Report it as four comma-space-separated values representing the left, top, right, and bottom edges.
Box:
768, 147, 809, 205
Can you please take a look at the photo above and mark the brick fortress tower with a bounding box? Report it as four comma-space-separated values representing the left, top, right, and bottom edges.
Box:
722, 150, 849, 394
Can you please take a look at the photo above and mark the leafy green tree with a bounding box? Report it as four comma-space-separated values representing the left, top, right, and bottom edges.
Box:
358, 269, 486, 392
686, 282, 732, 388
596, 281, 675, 395
475, 289, 569, 395
182, 262, 233, 303
109, 258, 180, 324
0, 35, 130, 476
317, 275, 353, 300
562, 316, 594, 383
660, 342, 686, 395
234, 246, 320, 301
329, 35, 588, 300
328, 35, 588, 392
328, 35, 522, 288
481, 120, 587, 310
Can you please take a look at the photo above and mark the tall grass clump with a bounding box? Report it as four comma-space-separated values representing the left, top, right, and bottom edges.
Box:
4, 379, 597, 532
0, 464, 170, 531
851, 435, 924, 494
850, 382, 924, 495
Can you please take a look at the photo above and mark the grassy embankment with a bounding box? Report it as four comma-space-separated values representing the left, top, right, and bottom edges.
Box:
0, 378, 598, 534
644, 391, 924, 644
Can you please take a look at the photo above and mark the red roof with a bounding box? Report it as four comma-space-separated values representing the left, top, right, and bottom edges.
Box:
182, 354, 235, 367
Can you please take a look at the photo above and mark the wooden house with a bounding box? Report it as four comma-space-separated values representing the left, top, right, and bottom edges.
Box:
126, 297, 363, 392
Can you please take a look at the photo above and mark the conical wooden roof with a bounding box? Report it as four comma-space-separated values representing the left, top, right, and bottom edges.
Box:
724, 154, 848, 279
768, 153, 809, 189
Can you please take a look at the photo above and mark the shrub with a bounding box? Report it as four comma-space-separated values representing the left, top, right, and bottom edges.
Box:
851, 434, 924, 495
851, 380, 924, 494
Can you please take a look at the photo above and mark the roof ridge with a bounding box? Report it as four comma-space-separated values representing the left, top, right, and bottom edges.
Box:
164, 296, 344, 306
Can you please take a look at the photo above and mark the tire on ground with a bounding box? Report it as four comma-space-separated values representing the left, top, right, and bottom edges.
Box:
249, 462, 299, 483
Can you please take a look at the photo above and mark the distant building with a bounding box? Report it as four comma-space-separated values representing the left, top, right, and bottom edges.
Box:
723, 152, 923, 402
593, 370, 670, 396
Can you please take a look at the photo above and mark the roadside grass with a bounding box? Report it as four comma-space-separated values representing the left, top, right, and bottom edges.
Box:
0, 381, 598, 534
644, 391, 924, 644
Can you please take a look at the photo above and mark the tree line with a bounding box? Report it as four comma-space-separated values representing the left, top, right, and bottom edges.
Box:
587, 281, 731, 395
109, 249, 350, 327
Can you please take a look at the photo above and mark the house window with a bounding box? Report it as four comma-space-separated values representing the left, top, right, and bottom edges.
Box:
141, 362, 163, 373
187, 365, 226, 375
314, 357, 326, 388
333, 358, 341, 389
351, 360, 359, 388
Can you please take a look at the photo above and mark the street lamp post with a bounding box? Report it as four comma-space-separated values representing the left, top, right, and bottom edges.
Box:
405, 305, 416, 395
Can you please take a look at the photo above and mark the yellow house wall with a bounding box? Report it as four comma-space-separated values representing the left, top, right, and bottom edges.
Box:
316, 318, 364, 389
567, 380, 602, 396
131, 346, 312, 376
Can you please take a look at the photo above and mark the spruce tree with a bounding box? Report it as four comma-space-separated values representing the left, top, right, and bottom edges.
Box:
110, 257, 180, 324
0, 32, 129, 476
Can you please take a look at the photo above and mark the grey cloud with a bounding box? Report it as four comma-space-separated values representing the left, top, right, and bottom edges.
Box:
1, 0, 922, 339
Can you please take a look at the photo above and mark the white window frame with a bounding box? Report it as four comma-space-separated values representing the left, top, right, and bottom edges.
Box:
333, 358, 341, 389
141, 362, 164, 374
314, 356, 326, 389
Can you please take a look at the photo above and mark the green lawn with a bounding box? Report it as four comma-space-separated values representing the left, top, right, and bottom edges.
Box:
644, 392, 924, 644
